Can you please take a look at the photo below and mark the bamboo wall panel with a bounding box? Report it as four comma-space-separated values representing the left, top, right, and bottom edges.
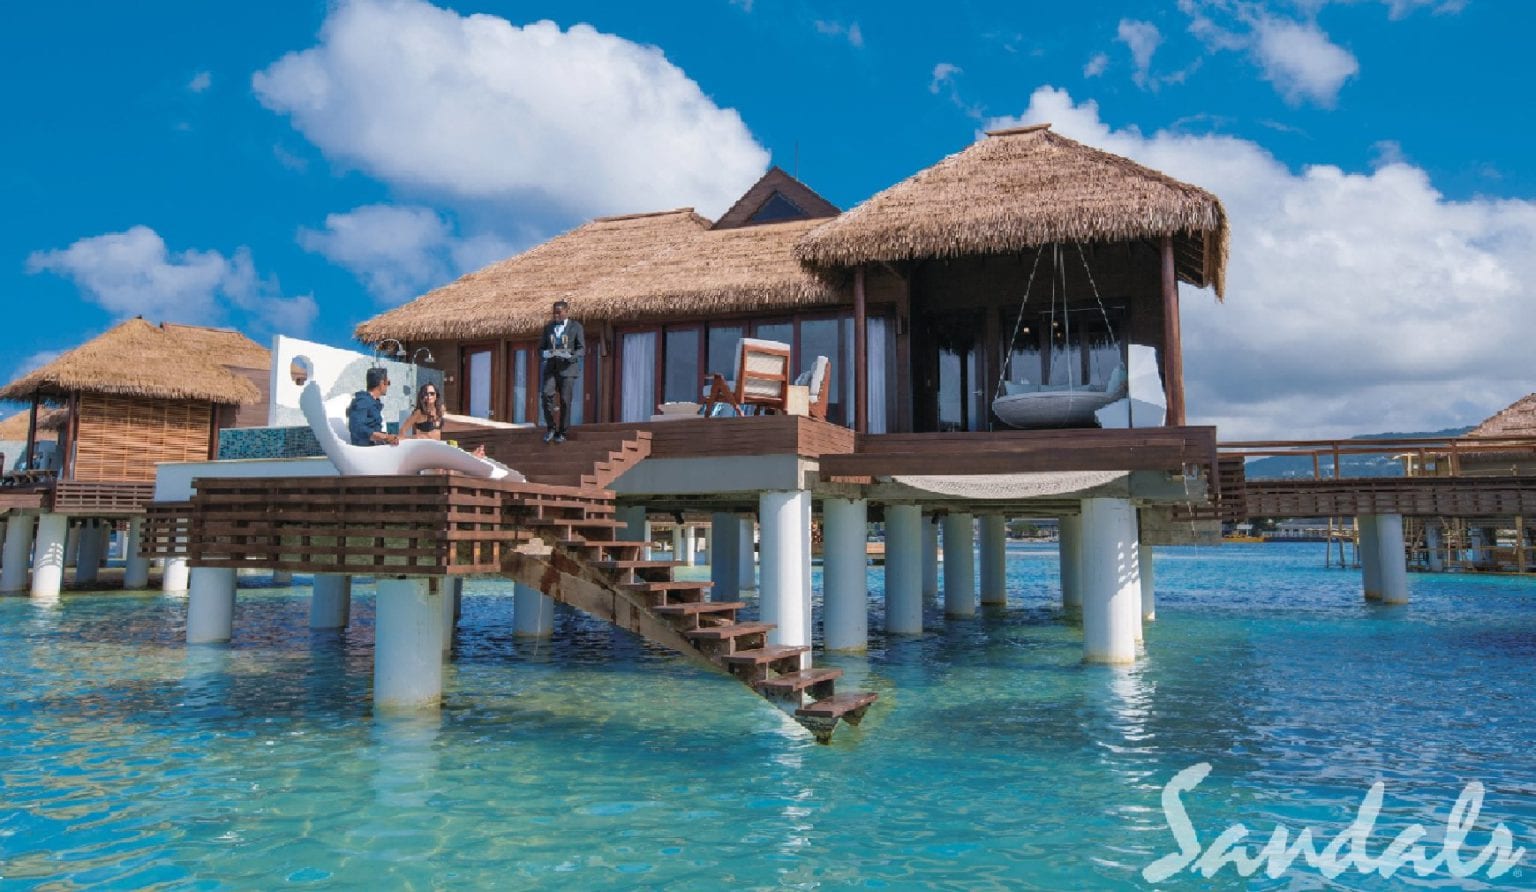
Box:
74, 394, 212, 482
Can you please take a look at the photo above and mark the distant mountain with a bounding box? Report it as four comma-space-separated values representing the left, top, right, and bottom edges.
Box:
1243, 426, 1475, 480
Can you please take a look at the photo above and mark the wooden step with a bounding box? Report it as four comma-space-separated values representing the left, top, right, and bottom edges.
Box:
593, 559, 682, 571
558, 539, 645, 552
619, 581, 713, 593
720, 645, 808, 666
755, 667, 842, 694
683, 621, 773, 642
652, 600, 746, 616
796, 691, 878, 721
653, 601, 744, 629
523, 518, 625, 531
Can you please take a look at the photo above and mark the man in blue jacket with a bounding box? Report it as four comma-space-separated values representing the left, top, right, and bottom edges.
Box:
347, 367, 400, 447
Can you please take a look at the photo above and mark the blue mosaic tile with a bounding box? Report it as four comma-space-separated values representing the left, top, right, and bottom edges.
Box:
218, 426, 324, 460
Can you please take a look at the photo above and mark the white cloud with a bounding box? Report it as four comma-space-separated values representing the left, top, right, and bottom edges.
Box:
299, 204, 512, 305
987, 87, 1536, 439
16, 350, 61, 378
729, 0, 754, 11
26, 226, 316, 335
814, 19, 864, 48
1083, 52, 1109, 78
188, 71, 212, 93
929, 62, 962, 94
1252, 18, 1358, 106
253, 0, 769, 220
1116, 20, 1162, 88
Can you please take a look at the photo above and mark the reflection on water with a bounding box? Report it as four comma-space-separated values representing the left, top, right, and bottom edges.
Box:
1, 546, 1534, 888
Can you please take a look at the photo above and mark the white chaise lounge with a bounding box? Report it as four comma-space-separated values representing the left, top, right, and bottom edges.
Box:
301, 382, 521, 480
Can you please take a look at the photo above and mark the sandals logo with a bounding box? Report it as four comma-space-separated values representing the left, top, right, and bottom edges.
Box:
1144, 763, 1525, 883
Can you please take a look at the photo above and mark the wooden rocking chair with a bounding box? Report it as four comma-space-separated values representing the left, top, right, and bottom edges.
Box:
702, 338, 792, 416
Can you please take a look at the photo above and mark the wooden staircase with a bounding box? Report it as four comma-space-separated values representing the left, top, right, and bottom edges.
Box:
457, 427, 653, 489
496, 485, 877, 744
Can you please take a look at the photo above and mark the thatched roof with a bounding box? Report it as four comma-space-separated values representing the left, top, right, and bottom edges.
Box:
1468, 394, 1536, 438
0, 408, 65, 439
577, 218, 843, 317
0, 318, 267, 404
355, 209, 712, 343
795, 123, 1229, 297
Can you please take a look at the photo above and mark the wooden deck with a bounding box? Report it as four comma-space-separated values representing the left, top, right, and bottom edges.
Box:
821, 427, 1219, 481
1241, 476, 1536, 518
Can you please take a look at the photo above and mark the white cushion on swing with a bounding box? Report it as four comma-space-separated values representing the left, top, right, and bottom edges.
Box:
1002, 380, 1035, 396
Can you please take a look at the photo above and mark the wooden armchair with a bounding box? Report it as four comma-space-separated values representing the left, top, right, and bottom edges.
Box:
702, 338, 792, 416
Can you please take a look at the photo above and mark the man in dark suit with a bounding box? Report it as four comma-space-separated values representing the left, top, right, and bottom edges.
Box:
539, 300, 585, 443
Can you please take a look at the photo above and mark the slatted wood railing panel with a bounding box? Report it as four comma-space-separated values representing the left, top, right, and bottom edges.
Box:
51, 481, 156, 514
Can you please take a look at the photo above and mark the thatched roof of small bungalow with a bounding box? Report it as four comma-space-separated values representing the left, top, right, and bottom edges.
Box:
1468, 394, 1536, 438
0, 318, 267, 404
794, 124, 1229, 297
0, 408, 66, 439
355, 209, 713, 343
577, 218, 843, 318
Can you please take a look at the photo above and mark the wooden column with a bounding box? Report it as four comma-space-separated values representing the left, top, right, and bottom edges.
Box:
23, 391, 39, 468
1159, 236, 1186, 426
853, 266, 869, 434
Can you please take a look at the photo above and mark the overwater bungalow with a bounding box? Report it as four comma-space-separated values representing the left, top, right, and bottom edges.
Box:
0, 318, 269, 596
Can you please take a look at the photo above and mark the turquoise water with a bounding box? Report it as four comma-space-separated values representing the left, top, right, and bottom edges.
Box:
3, 542, 1534, 889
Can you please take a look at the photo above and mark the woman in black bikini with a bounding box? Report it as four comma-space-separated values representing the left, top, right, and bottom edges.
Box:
402, 384, 488, 457
401, 385, 445, 440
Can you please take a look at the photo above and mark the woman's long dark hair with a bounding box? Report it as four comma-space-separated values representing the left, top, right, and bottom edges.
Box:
416, 383, 444, 423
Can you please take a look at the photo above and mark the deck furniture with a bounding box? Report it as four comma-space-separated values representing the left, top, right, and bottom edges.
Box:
300, 382, 521, 480
702, 338, 793, 416
993, 364, 1127, 429
793, 355, 831, 420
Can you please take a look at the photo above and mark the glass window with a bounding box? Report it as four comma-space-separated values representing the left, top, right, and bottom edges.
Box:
753, 321, 792, 347
663, 328, 701, 404
510, 347, 529, 423
708, 325, 743, 379
465, 348, 492, 418
618, 331, 657, 422
799, 317, 841, 421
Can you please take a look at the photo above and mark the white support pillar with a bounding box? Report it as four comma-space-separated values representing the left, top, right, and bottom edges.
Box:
373, 577, 445, 710
710, 513, 741, 600
514, 581, 555, 637
162, 557, 190, 594
31, 513, 68, 599
1425, 523, 1445, 573
1358, 514, 1382, 601
1059, 514, 1083, 610
186, 567, 238, 644
63, 525, 80, 569
1139, 544, 1156, 622
1080, 498, 1140, 664
759, 491, 811, 660
310, 573, 352, 629
272, 570, 294, 585
1376, 513, 1410, 605
2, 514, 34, 593
921, 513, 940, 597
74, 523, 106, 587
942, 513, 976, 618
738, 520, 756, 591
442, 577, 463, 652
978, 514, 1008, 606
884, 504, 923, 635
823, 497, 869, 652
123, 518, 150, 589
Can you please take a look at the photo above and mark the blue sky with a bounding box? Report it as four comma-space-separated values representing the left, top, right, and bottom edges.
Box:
3, 0, 1532, 438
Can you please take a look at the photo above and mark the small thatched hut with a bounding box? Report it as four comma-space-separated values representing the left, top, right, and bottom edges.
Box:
0, 318, 270, 483
357, 127, 1227, 433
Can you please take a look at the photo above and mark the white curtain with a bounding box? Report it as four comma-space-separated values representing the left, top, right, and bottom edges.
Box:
867, 317, 889, 434
620, 332, 657, 422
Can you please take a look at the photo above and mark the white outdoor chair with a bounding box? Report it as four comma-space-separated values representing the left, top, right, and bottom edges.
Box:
701, 337, 792, 416
793, 355, 832, 420
301, 382, 521, 480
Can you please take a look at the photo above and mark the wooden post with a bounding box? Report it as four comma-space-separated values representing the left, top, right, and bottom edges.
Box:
1159, 236, 1185, 426
23, 391, 39, 468
854, 266, 869, 434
